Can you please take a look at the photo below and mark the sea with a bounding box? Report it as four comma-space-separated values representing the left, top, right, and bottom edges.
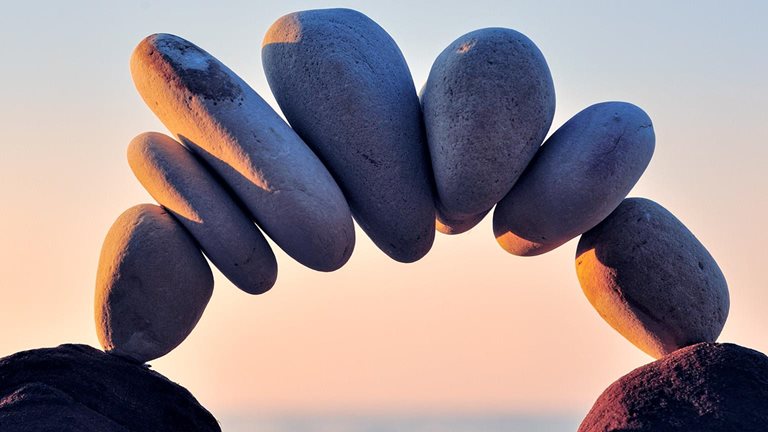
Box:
219, 414, 580, 432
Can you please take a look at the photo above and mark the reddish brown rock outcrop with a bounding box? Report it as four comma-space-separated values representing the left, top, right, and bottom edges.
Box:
580, 343, 768, 432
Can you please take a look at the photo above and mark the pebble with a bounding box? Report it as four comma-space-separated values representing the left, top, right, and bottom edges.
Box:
262, 8, 435, 262
576, 198, 729, 358
130, 33, 354, 272
95, 204, 213, 363
422, 28, 556, 234
494, 102, 655, 256
128, 132, 277, 295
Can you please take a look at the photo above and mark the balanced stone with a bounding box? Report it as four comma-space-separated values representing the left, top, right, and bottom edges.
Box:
262, 8, 435, 263
0, 344, 220, 431
130, 33, 354, 272
422, 28, 555, 234
435, 206, 490, 235
95, 204, 213, 363
494, 102, 655, 256
579, 343, 768, 431
128, 132, 277, 295
576, 198, 729, 359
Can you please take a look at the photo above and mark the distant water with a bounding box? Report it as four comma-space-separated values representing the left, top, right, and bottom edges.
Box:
219, 414, 580, 432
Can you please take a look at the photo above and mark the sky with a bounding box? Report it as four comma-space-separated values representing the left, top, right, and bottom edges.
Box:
0, 0, 766, 421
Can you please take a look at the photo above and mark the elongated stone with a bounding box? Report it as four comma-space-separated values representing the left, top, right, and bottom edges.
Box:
130, 33, 354, 272
262, 8, 435, 263
128, 132, 277, 295
494, 102, 655, 256
576, 198, 729, 358
95, 204, 213, 363
422, 27, 555, 234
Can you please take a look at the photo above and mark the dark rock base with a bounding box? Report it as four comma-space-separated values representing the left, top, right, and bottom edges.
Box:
0, 344, 220, 431
580, 342, 768, 432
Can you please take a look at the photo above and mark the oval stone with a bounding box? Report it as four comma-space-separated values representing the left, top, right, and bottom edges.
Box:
262, 8, 435, 263
128, 132, 277, 295
130, 33, 354, 272
422, 28, 556, 234
95, 204, 213, 363
494, 102, 655, 256
575, 198, 729, 359
580, 343, 768, 431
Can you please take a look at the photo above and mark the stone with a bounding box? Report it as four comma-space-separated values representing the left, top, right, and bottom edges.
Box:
128, 132, 277, 295
130, 33, 354, 272
576, 198, 729, 359
262, 8, 435, 263
95, 204, 213, 363
579, 343, 768, 432
422, 28, 555, 234
0, 344, 220, 431
435, 206, 490, 235
494, 102, 655, 255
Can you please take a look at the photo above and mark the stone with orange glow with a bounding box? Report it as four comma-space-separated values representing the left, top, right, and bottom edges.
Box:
435, 205, 490, 235
130, 33, 354, 272
95, 204, 213, 363
262, 8, 436, 263
128, 132, 277, 295
575, 198, 729, 359
422, 28, 555, 235
494, 102, 655, 256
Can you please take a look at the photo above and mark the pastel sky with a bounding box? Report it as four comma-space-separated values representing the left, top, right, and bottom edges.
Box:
1, 0, 766, 420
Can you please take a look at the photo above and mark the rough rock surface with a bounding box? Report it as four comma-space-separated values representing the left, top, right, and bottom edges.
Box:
494, 102, 654, 255
131, 33, 354, 272
422, 28, 555, 234
579, 343, 768, 432
576, 198, 729, 358
95, 204, 213, 363
128, 132, 277, 295
0, 344, 220, 431
262, 8, 435, 262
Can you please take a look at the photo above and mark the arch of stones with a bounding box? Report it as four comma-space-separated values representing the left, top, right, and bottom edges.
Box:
94, 8, 737, 430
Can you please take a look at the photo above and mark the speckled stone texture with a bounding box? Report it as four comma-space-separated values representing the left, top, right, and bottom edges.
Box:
422, 28, 555, 234
131, 33, 354, 272
0, 344, 220, 431
494, 102, 654, 256
95, 204, 213, 363
435, 205, 490, 235
128, 132, 277, 295
576, 198, 729, 359
579, 343, 768, 432
262, 9, 436, 263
